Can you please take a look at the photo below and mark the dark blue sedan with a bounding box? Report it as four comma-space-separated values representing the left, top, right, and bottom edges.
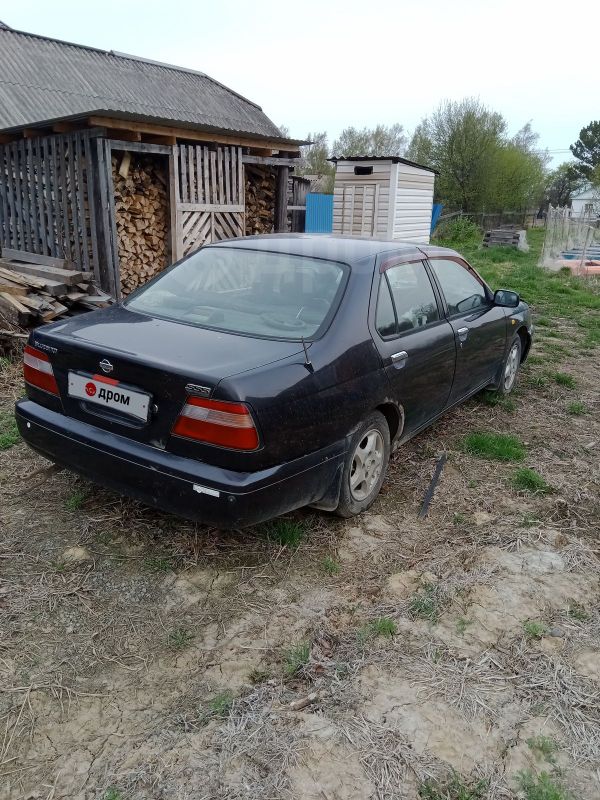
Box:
16, 235, 532, 527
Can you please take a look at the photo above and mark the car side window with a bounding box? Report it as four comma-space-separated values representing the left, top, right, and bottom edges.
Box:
429, 258, 488, 316
376, 261, 440, 338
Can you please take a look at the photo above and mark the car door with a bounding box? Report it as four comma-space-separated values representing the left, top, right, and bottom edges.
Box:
370, 255, 456, 435
427, 256, 507, 403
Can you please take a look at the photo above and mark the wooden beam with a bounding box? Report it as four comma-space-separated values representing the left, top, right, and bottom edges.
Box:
0, 134, 14, 144
107, 139, 172, 155
105, 128, 142, 142
275, 165, 289, 233
53, 121, 80, 133
243, 154, 300, 167
1, 248, 70, 268
143, 133, 177, 146
23, 128, 50, 139
87, 116, 300, 154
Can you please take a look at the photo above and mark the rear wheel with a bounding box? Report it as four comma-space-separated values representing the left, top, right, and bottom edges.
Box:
335, 411, 390, 518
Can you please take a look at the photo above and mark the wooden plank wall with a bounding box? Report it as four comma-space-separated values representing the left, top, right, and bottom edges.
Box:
174, 144, 244, 259
0, 130, 102, 280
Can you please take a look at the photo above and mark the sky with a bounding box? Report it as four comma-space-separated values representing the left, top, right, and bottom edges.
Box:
2, 0, 598, 165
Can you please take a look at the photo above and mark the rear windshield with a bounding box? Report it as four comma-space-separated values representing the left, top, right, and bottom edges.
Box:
125, 247, 348, 340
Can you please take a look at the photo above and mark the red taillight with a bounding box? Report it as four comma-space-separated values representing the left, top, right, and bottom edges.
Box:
173, 396, 259, 450
23, 344, 59, 395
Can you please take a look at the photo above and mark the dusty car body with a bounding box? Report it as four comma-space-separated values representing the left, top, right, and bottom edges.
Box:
15, 235, 532, 527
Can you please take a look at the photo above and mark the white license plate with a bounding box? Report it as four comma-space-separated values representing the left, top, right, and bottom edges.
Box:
68, 372, 151, 422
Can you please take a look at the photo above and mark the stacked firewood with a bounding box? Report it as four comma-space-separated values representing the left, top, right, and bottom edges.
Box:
245, 166, 275, 235
0, 248, 111, 330
112, 154, 169, 295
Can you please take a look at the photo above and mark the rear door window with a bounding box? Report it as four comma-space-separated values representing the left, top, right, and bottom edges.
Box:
376, 260, 440, 337
429, 258, 489, 316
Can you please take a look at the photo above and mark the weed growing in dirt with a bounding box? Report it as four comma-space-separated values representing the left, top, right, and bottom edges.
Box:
566, 400, 586, 415
536, 318, 551, 327
551, 372, 576, 389
529, 375, 549, 389
520, 512, 541, 528
512, 468, 552, 494
526, 355, 547, 365
321, 556, 340, 576
144, 556, 174, 573
419, 773, 488, 799
248, 667, 270, 684
168, 628, 194, 650
456, 617, 473, 635
358, 616, 397, 646
480, 392, 516, 412
65, 489, 86, 511
208, 691, 234, 718
462, 431, 525, 461
527, 735, 558, 764
102, 790, 123, 800
409, 584, 440, 623
284, 642, 310, 675
523, 620, 548, 639
265, 519, 307, 548
453, 512, 466, 525
0, 411, 20, 450
566, 600, 589, 622
517, 770, 570, 800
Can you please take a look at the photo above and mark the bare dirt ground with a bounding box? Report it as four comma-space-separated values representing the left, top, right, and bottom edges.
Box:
1, 321, 599, 799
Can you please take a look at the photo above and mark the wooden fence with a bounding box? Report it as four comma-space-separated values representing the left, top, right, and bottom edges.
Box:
173, 144, 244, 259
0, 130, 103, 279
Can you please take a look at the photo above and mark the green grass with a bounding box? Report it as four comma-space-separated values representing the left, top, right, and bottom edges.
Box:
523, 619, 548, 640
248, 667, 270, 684
102, 791, 123, 800
462, 431, 525, 461
265, 518, 307, 548
479, 392, 516, 412
284, 642, 310, 675
358, 616, 398, 645
536, 317, 551, 327
566, 400, 586, 415
0, 411, 20, 451
526, 735, 559, 764
167, 628, 194, 651
512, 468, 552, 494
321, 556, 340, 576
208, 690, 234, 718
456, 617, 473, 635
520, 512, 540, 528
65, 489, 86, 511
144, 556, 175, 573
566, 600, 589, 622
517, 770, 570, 800
551, 372, 576, 389
409, 584, 440, 623
419, 774, 488, 800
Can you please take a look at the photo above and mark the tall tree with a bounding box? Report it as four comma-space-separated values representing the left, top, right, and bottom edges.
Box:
406, 98, 505, 210
545, 162, 583, 207
570, 121, 600, 179
331, 124, 406, 157
294, 132, 335, 192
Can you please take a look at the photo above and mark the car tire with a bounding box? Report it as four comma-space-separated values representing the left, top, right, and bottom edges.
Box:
495, 335, 522, 396
335, 411, 391, 518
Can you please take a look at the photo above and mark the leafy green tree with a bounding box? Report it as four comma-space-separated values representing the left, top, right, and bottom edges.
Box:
407, 98, 505, 210
546, 162, 583, 207
331, 124, 406, 157
294, 131, 335, 192
570, 121, 600, 179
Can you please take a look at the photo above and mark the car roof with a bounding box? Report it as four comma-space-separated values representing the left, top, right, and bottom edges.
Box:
209, 234, 461, 268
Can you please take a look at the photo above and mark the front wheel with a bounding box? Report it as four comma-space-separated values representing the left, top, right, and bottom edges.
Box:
496, 335, 522, 396
335, 411, 390, 518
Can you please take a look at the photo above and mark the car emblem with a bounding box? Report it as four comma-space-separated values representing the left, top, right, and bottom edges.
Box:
99, 359, 113, 374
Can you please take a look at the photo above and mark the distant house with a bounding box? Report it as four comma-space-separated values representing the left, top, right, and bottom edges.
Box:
0, 23, 302, 296
571, 185, 599, 217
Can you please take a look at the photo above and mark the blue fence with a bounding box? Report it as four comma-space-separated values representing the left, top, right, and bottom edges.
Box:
305, 193, 333, 233
431, 203, 443, 233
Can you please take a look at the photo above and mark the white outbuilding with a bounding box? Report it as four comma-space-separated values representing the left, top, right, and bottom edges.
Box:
330, 156, 437, 243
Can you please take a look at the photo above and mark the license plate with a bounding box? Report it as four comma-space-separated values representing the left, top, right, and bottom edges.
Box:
68, 372, 151, 422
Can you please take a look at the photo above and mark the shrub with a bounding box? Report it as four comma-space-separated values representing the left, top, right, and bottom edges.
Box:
435, 216, 482, 246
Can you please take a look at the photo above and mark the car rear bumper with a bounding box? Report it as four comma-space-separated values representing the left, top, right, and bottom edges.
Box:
15, 400, 346, 528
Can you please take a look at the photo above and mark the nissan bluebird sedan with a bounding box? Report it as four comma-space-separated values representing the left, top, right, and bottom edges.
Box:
15, 235, 532, 527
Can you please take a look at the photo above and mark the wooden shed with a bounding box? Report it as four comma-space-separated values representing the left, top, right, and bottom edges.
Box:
330, 156, 437, 243
0, 24, 302, 300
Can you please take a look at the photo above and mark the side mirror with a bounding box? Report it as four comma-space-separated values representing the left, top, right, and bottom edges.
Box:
494, 289, 520, 308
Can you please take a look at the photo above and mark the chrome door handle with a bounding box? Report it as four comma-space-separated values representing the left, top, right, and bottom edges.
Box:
391, 350, 408, 369
457, 327, 469, 343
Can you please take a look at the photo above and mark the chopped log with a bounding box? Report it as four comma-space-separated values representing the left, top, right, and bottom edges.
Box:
1, 247, 71, 269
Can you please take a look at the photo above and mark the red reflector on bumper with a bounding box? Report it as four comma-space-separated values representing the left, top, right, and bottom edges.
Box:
23, 345, 59, 395
173, 396, 259, 450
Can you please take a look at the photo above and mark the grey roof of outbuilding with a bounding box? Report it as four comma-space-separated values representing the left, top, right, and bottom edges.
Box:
0, 26, 296, 143
329, 155, 438, 174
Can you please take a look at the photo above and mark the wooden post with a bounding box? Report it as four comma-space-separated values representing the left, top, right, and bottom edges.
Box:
275, 165, 289, 232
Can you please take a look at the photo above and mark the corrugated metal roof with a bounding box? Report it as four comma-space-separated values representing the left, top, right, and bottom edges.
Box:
0, 27, 294, 143
329, 155, 438, 174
